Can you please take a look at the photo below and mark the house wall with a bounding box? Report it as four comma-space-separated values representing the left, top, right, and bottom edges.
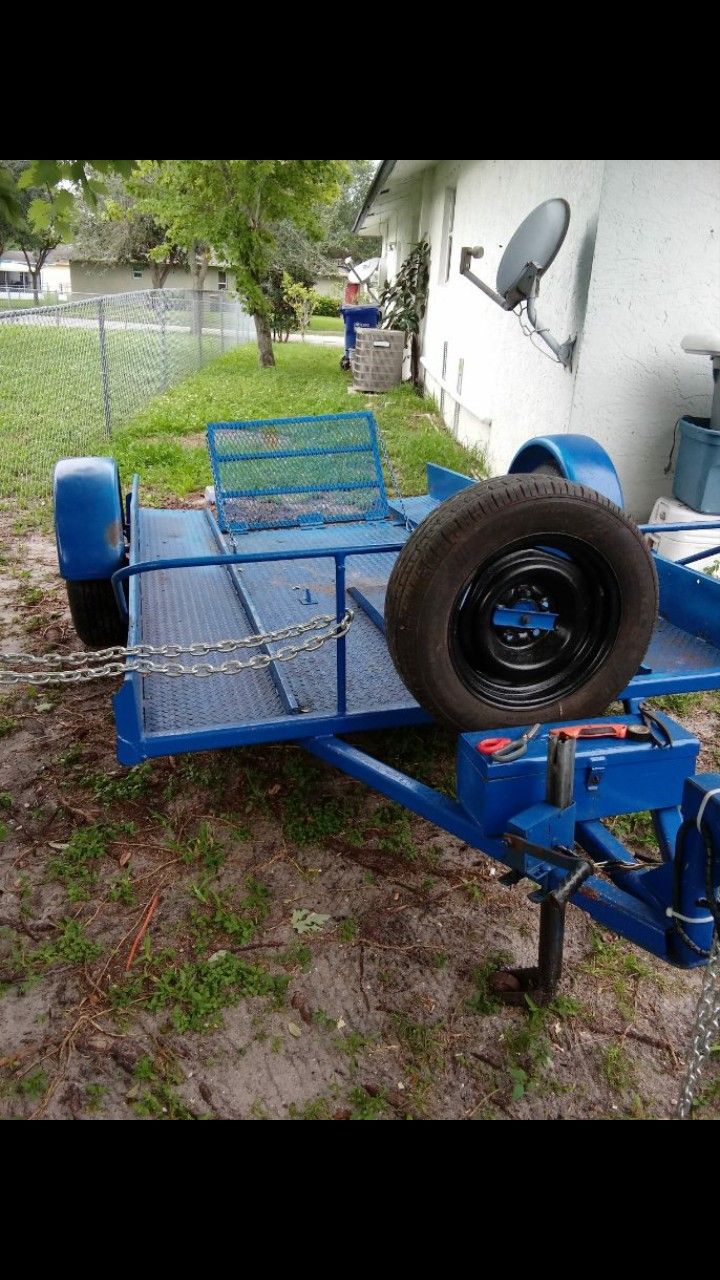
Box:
40, 262, 72, 296
314, 275, 346, 299
568, 159, 720, 516
68, 263, 235, 298
384, 159, 720, 519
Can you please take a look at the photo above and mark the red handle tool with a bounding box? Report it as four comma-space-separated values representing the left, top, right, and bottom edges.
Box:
549, 724, 651, 741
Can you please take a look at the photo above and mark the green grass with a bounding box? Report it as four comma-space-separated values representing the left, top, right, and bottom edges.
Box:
0, 324, 218, 504
0, 295, 59, 311
1, 334, 485, 510
308, 316, 343, 333
111, 344, 486, 504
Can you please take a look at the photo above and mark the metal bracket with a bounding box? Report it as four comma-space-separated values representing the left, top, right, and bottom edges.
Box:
460, 247, 576, 369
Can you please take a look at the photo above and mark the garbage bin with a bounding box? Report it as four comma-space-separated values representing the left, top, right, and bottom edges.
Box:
340, 304, 381, 371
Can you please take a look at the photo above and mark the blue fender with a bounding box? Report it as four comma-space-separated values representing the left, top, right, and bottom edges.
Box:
54, 457, 126, 581
508, 434, 624, 509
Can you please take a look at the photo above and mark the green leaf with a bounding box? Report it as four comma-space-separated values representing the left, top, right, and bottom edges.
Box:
20, 160, 61, 190
509, 1067, 528, 1101
291, 909, 331, 936
28, 197, 53, 230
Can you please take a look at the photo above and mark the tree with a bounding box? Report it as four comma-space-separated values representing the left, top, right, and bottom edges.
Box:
283, 273, 316, 341
130, 162, 211, 292
320, 159, 382, 263
72, 172, 186, 288
0, 163, 21, 255
0, 159, 61, 303
14, 160, 138, 235
137, 160, 346, 367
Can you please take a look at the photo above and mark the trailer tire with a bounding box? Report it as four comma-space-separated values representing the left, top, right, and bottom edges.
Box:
66, 580, 128, 649
385, 474, 657, 730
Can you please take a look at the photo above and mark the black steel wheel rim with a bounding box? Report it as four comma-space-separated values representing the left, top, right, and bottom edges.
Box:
449, 538, 621, 709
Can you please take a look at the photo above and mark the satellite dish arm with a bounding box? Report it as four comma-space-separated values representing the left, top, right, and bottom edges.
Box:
460, 245, 575, 369
460, 247, 512, 310
525, 295, 575, 368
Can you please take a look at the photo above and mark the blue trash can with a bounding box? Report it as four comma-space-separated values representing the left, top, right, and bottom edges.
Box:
340, 304, 381, 370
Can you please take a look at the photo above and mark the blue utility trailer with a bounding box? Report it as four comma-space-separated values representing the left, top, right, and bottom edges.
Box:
49, 414, 720, 1002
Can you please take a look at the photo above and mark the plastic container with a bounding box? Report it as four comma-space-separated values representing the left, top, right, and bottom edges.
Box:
673, 415, 720, 512
647, 494, 720, 572
340, 304, 381, 352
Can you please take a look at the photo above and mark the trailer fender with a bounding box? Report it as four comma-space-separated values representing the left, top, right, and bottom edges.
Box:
509, 434, 624, 509
54, 457, 126, 581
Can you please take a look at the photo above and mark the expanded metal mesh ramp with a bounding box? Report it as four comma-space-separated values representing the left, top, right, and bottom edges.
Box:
208, 413, 390, 533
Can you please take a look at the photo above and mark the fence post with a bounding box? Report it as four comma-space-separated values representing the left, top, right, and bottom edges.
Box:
236, 297, 240, 346
156, 293, 169, 390
194, 290, 204, 369
98, 297, 112, 437
220, 294, 225, 354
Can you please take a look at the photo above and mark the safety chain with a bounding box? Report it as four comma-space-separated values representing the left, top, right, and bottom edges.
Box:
677, 937, 720, 1119
377, 428, 411, 530
0, 611, 354, 686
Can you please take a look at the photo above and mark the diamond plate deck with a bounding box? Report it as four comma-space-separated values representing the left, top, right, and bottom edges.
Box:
132, 508, 418, 744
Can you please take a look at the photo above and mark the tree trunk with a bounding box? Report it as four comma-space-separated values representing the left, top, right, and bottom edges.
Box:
253, 312, 275, 367
191, 242, 210, 292
151, 262, 171, 289
30, 267, 40, 306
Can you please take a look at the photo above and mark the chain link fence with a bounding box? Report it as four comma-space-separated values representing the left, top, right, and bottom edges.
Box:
0, 289, 254, 507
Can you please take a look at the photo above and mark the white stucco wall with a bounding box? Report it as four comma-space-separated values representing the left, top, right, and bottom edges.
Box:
418, 160, 605, 464
569, 160, 720, 516
384, 158, 720, 518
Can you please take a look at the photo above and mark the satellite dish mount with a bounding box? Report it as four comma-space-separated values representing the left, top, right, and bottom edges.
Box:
460, 198, 576, 369
344, 256, 381, 302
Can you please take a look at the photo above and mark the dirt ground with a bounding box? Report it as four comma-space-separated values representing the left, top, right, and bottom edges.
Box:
0, 513, 718, 1122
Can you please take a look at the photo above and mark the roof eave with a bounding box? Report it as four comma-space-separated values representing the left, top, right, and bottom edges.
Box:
353, 160, 397, 234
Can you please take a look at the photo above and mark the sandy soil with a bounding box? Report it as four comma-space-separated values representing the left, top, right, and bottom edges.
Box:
0, 515, 717, 1121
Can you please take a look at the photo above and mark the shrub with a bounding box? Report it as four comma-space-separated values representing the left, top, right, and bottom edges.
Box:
313, 294, 342, 318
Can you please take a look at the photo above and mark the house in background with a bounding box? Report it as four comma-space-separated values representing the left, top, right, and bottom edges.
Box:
68, 257, 235, 298
0, 248, 72, 299
356, 159, 720, 517
0, 247, 234, 302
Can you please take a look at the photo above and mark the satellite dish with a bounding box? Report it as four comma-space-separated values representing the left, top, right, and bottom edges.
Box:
346, 257, 380, 285
460, 198, 575, 369
496, 198, 570, 307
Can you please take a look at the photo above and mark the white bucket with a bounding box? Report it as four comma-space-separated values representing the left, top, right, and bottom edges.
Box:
647, 495, 720, 574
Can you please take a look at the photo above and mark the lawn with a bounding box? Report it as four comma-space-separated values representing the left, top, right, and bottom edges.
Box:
308, 316, 343, 333
3, 328, 476, 513
0, 324, 226, 508
111, 342, 487, 503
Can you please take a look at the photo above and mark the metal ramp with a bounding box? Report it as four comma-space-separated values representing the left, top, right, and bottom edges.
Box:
208, 412, 391, 533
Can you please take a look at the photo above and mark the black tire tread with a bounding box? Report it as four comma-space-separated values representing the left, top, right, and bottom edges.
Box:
66, 580, 128, 649
385, 475, 658, 730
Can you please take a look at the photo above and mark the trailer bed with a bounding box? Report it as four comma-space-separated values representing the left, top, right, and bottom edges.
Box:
113, 502, 429, 763
113, 476, 720, 764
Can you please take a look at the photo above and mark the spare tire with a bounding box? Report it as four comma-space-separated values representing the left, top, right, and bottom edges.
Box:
385, 475, 657, 730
